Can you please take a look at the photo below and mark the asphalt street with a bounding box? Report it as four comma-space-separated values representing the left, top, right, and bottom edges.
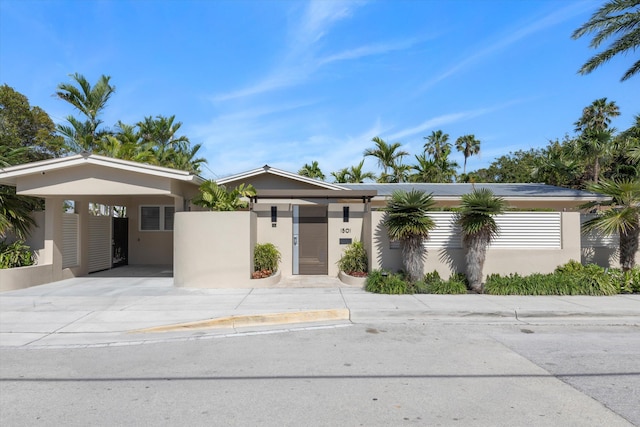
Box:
1, 323, 638, 426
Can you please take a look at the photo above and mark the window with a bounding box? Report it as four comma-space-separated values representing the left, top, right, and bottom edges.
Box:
140, 205, 175, 231
343, 206, 349, 222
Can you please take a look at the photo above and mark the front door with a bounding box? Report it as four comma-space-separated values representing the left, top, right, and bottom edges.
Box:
293, 205, 328, 275
112, 217, 128, 268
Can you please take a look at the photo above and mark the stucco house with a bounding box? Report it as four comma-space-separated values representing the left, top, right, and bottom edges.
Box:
0, 153, 628, 291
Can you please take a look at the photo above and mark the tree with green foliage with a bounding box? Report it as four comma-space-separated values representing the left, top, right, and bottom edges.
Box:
298, 161, 325, 180
455, 188, 507, 292
56, 73, 115, 152
330, 168, 350, 183
0, 187, 39, 240
581, 178, 640, 271
409, 153, 439, 183
364, 136, 408, 177
192, 181, 256, 211
0, 85, 62, 240
533, 139, 582, 188
573, 98, 620, 183
346, 159, 376, 183
423, 130, 451, 162
0, 84, 64, 162
474, 149, 540, 183
455, 134, 481, 174
383, 190, 436, 282
572, 0, 640, 81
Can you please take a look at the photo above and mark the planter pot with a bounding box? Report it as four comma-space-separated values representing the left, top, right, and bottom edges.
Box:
250, 269, 282, 288
338, 271, 367, 287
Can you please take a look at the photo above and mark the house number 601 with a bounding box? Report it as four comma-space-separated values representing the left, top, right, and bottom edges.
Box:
341, 228, 351, 233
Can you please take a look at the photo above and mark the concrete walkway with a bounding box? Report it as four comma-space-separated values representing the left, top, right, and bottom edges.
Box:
1, 274, 639, 348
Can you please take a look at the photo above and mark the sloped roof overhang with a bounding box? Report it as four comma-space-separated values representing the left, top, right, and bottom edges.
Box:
0, 154, 205, 197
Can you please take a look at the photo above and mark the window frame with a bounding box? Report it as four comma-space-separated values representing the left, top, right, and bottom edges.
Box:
139, 205, 175, 232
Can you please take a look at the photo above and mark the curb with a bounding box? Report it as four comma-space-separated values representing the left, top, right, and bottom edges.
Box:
130, 308, 351, 333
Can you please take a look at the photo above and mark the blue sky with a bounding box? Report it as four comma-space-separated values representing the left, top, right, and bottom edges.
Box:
1, 0, 638, 180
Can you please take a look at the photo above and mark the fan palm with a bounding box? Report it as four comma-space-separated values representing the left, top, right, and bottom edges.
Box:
572, 0, 640, 81
581, 178, 640, 271
455, 188, 507, 292
383, 190, 436, 282
455, 134, 481, 174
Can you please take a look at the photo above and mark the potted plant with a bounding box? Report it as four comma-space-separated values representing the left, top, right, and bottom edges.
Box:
337, 240, 368, 286
252, 243, 281, 279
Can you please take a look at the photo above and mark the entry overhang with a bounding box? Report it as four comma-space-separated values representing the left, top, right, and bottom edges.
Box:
252, 189, 377, 201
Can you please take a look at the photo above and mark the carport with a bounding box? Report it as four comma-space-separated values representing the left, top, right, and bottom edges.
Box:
0, 153, 203, 287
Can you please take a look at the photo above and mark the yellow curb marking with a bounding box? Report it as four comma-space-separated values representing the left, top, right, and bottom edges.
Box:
130, 308, 351, 333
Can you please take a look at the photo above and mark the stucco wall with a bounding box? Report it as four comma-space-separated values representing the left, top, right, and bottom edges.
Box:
369, 211, 584, 280
174, 211, 255, 288
128, 196, 177, 265
328, 203, 366, 276
254, 203, 293, 276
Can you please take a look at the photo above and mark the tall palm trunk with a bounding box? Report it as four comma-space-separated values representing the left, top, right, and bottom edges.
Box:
620, 225, 639, 271
402, 235, 426, 283
465, 233, 491, 292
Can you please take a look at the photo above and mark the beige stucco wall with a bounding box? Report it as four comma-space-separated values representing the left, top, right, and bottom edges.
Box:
369, 211, 584, 280
174, 211, 255, 288
16, 164, 174, 196
128, 195, 177, 265
0, 264, 54, 292
328, 203, 366, 276
254, 203, 293, 276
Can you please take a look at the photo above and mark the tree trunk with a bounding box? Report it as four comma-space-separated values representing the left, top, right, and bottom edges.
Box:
402, 235, 426, 283
620, 225, 639, 272
465, 235, 489, 292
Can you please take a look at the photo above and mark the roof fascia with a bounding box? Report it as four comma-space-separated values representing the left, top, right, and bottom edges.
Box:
0, 154, 204, 185
217, 166, 347, 190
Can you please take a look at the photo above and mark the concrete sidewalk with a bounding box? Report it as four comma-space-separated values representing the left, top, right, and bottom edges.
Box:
1, 275, 639, 348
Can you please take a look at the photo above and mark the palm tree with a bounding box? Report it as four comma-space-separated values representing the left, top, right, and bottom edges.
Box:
581, 178, 640, 271
572, 0, 640, 81
574, 98, 621, 183
455, 188, 507, 292
346, 160, 376, 183
409, 153, 439, 183
192, 181, 257, 211
575, 98, 620, 133
364, 136, 408, 176
298, 161, 325, 180
383, 190, 436, 282
56, 73, 115, 151
455, 134, 481, 174
331, 168, 350, 184
0, 186, 39, 240
424, 130, 451, 162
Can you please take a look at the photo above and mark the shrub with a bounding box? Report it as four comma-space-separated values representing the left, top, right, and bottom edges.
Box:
365, 269, 410, 294
415, 270, 468, 294
484, 262, 619, 296
0, 240, 34, 269
609, 267, 640, 294
337, 240, 368, 276
253, 243, 281, 278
